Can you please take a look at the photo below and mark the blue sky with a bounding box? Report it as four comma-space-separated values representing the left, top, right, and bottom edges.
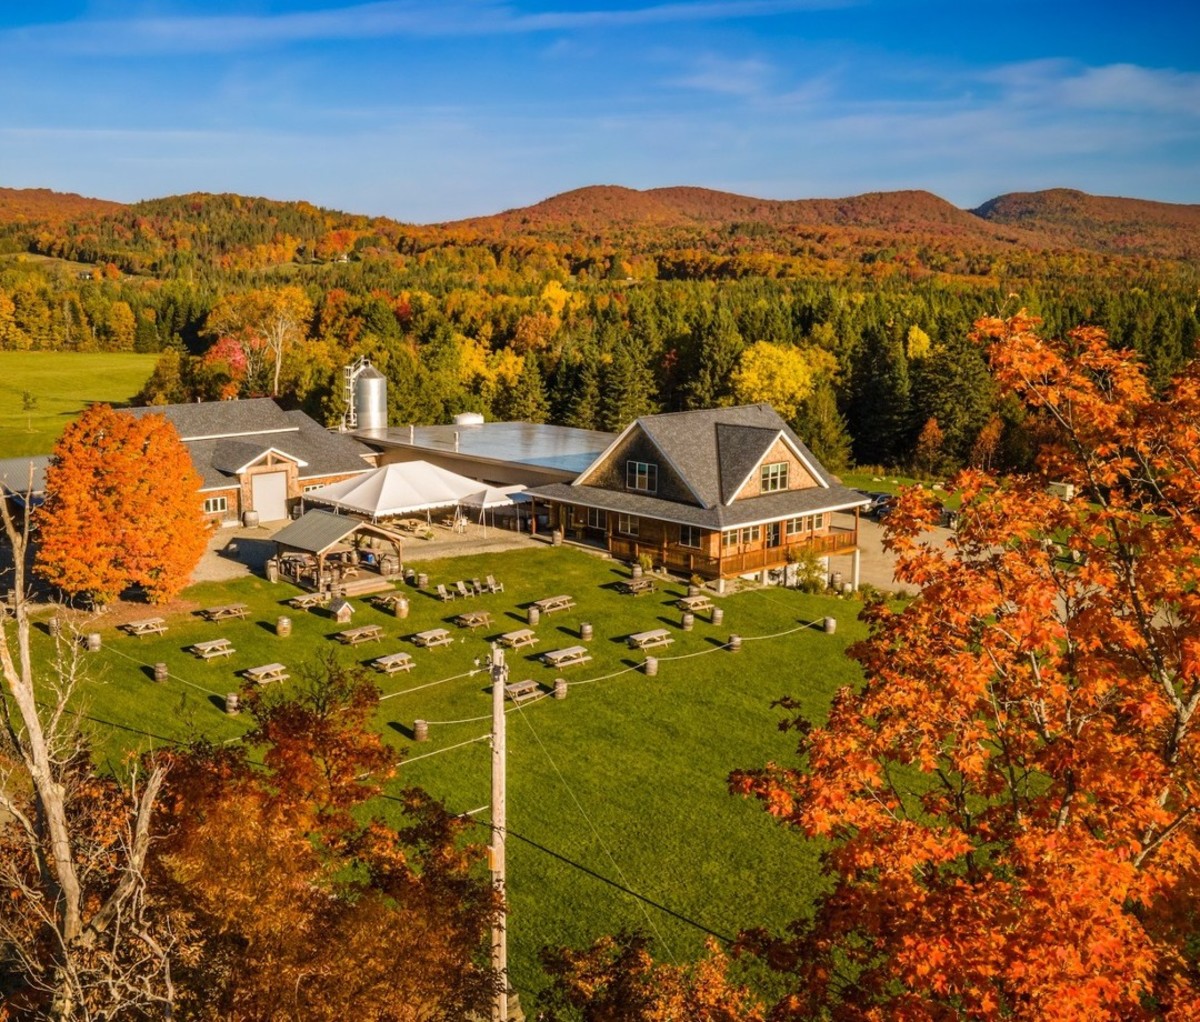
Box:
0, 1, 1196, 222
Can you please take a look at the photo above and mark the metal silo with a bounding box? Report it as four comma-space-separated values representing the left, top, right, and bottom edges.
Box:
354, 365, 388, 430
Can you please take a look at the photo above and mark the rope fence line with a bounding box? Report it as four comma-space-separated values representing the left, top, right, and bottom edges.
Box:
401, 733, 490, 765
379, 669, 479, 701
97, 643, 229, 699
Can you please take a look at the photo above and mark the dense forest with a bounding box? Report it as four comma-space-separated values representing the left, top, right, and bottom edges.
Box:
1, 185, 1196, 474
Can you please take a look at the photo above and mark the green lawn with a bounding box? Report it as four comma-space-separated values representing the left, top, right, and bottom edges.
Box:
34, 546, 867, 1000
0, 351, 158, 457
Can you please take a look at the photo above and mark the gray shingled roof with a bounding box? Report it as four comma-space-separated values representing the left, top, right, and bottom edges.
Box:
127, 397, 297, 440
272, 509, 364, 554
0, 455, 50, 498
532, 403, 867, 527
531, 481, 867, 530
128, 401, 373, 491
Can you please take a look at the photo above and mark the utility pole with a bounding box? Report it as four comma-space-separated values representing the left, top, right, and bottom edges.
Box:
489, 646, 509, 1022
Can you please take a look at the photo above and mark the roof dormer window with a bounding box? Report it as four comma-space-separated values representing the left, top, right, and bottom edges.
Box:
760, 462, 789, 493
626, 460, 658, 494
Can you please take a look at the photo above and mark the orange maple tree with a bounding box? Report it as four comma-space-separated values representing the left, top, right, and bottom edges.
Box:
35, 404, 207, 605
153, 660, 498, 1021
538, 932, 764, 1022
733, 313, 1200, 1020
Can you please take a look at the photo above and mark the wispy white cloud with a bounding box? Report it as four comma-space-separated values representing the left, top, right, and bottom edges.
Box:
982, 59, 1200, 117
669, 55, 776, 96
3, 0, 858, 56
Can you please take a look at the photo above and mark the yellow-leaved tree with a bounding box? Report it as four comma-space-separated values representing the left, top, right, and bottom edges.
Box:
729, 341, 837, 421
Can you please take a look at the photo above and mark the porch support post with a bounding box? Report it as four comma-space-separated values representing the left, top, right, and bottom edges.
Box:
852, 547, 861, 591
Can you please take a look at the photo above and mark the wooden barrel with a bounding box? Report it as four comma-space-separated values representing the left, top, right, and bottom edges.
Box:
85, 632, 101, 652
580, 621, 593, 641
644, 657, 659, 677
153, 662, 168, 683
823, 616, 837, 634
528, 606, 541, 626
276, 616, 292, 638
393, 597, 409, 619
681, 612, 694, 632
711, 607, 724, 626
225, 692, 240, 715
631, 563, 643, 579
553, 678, 568, 700
687, 584, 701, 597
728, 634, 742, 653
265, 558, 279, 582
416, 572, 429, 589
414, 719, 429, 742
47, 617, 61, 638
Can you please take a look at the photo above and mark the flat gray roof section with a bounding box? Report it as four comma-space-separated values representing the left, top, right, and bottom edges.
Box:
355, 422, 613, 475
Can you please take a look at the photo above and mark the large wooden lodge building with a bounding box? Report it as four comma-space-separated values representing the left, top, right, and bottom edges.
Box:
528, 404, 869, 583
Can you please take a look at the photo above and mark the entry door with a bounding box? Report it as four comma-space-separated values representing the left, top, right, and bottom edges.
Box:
251, 471, 289, 521
766, 521, 782, 548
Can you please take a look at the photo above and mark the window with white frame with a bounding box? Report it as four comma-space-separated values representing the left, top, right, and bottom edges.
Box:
586, 506, 605, 529
760, 462, 789, 493
626, 461, 658, 493
302, 483, 324, 493
617, 514, 639, 536
786, 514, 816, 536
722, 530, 738, 548
679, 524, 701, 548
203, 496, 228, 514
740, 525, 761, 544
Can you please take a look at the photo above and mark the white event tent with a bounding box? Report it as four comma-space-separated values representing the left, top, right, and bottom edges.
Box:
459, 484, 528, 534
302, 461, 482, 521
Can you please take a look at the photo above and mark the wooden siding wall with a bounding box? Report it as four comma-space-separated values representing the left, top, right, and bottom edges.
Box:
579, 426, 698, 504
734, 438, 819, 501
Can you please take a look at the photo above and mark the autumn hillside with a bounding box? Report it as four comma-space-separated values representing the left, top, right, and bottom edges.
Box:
0, 186, 123, 225
974, 188, 1200, 260
463, 184, 1049, 246
2, 182, 1199, 278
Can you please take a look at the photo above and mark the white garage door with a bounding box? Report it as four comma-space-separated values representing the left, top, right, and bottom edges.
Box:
251, 472, 289, 522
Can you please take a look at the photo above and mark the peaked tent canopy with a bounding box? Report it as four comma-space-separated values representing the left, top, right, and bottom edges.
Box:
459, 484, 527, 509
302, 461, 482, 520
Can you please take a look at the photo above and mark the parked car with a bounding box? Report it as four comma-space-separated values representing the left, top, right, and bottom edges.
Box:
858, 491, 894, 519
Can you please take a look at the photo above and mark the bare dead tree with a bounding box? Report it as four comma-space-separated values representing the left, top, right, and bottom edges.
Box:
0, 478, 174, 1021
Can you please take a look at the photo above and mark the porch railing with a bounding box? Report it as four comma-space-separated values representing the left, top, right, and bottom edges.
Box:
608, 527, 857, 579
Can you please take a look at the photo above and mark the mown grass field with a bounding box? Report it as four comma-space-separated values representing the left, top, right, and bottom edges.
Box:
32, 545, 869, 1000
0, 351, 158, 457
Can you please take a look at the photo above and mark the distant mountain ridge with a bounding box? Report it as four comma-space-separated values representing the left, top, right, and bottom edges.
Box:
1, 182, 1197, 265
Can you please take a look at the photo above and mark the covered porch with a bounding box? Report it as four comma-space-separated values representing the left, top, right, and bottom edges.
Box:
270, 510, 406, 595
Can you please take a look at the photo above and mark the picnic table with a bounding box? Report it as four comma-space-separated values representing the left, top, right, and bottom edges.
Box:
191, 637, 235, 660
412, 628, 454, 649
627, 628, 674, 651
533, 594, 576, 615
336, 624, 384, 646
542, 645, 592, 669
244, 663, 289, 685
455, 610, 492, 630
200, 603, 249, 622
677, 594, 713, 614
123, 617, 167, 638
371, 592, 407, 610
504, 678, 540, 703
499, 628, 539, 650
617, 577, 657, 596
289, 592, 330, 610
371, 651, 415, 674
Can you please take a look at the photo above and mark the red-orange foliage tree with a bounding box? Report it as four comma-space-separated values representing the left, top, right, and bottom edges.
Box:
154, 660, 498, 1021
733, 314, 1200, 1020
35, 404, 207, 605
538, 932, 764, 1022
